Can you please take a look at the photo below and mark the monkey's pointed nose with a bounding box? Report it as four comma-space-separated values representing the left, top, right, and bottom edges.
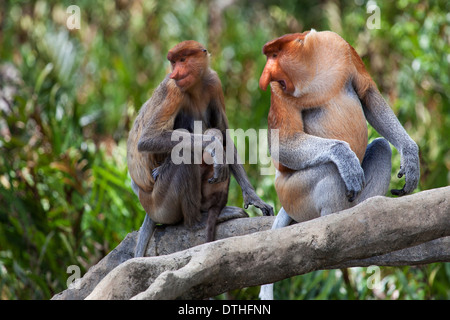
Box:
259, 70, 271, 91
169, 71, 178, 80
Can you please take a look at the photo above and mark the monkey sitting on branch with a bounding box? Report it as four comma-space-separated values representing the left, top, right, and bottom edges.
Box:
257, 30, 420, 299
127, 40, 274, 258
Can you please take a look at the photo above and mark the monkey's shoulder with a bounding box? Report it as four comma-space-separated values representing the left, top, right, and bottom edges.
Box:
205, 68, 221, 85
201, 69, 224, 98
148, 76, 171, 106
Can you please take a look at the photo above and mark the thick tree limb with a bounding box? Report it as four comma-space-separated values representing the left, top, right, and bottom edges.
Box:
52, 187, 450, 300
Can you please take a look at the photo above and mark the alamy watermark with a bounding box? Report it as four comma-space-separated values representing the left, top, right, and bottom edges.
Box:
355, 0, 381, 30
66, 2, 381, 32
66, 265, 81, 289
366, 265, 382, 290
366, 4, 381, 30
66, 5, 81, 30
170, 121, 279, 175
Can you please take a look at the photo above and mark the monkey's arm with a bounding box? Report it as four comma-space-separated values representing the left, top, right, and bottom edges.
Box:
209, 91, 274, 216
225, 131, 274, 216
269, 85, 365, 201
135, 78, 218, 154
135, 93, 221, 170
138, 130, 214, 153
361, 87, 420, 196
138, 129, 228, 183
274, 131, 365, 202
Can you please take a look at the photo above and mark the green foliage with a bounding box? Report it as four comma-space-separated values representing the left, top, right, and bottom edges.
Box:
0, 0, 448, 299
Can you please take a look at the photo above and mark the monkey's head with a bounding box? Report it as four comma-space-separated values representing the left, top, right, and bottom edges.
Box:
167, 40, 209, 91
260, 30, 351, 98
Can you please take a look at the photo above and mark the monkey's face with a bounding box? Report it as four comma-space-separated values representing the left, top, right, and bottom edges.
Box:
260, 31, 315, 98
261, 31, 353, 99
167, 41, 208, 92
259, 51, 295, 94
261, 30, 356, 99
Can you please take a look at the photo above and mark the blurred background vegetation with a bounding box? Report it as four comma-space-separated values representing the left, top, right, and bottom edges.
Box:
0, 0, 448, 300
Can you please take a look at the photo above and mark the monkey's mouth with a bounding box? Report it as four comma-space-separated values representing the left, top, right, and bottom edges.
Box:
277, 80, 287, 91
173, 74, 191, 88
173, 74, 188, 82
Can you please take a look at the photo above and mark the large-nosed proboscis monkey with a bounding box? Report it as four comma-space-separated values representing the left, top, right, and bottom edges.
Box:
127, 40, 274, 257
258, 30, 420, 299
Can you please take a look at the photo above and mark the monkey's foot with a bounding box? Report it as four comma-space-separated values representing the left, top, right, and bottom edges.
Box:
217, 206, 249, 223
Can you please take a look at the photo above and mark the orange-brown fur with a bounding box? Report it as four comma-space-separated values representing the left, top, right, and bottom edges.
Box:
128, 41, 273, 248
260, 30, 371, 220
260, 30, 420, 300
262, 31, 369, 161
127, 41, 228, 228
127, 80, 182, 195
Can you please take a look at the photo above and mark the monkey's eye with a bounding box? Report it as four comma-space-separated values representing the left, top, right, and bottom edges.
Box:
272, 53, 278, 58
180, 57, 186, 62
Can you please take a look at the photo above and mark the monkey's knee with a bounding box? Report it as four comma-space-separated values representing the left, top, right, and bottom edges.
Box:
314, 171, 349, 216
357, 138, 392, 203
363, 138, 392, 165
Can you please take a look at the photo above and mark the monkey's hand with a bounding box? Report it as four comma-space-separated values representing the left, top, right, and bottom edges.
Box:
391, 143, 420, 196
243, 191, 274, 216
205, 145, 229, 184
209, 162, 229, 184
204, 136, 229, 184
331, 142, 366, 202
151, 167, 159, 181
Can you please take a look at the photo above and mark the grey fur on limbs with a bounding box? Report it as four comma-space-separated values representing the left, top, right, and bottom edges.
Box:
259, 138, 392, 300
131, 178, 156, 257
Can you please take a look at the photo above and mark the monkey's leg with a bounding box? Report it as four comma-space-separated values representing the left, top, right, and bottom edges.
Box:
134, 214, 156, 257
179, 164, 203, 227
355, 138, 392, 204
317, 138, 391, 214
132, 162, 202, 257
204, 206, 249, 243
202, 177, 231, 242
205, 206, 222, 242
259, 208, 292, 300
131, 178, 157, 257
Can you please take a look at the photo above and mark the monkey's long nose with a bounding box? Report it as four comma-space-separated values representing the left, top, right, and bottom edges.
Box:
169, 71, 179, 80
259, 68, 271, 91
169, 66, 182, 80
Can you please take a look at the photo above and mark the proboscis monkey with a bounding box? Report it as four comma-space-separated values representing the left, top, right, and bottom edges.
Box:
258, 30, 420, 299
127, 40, 274, 257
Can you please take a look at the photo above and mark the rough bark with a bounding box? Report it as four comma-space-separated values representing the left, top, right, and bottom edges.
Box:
52, 187, 450, 300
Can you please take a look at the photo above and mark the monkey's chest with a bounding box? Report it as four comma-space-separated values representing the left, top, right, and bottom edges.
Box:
302, 104, 368, 162
174, 109, 211, 132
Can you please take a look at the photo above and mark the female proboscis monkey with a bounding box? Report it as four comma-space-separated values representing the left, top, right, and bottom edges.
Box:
127, 40, 274, 257
258, 30, 420, 299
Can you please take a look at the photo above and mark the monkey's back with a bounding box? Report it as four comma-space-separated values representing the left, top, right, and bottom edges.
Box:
127, 79, 172, 193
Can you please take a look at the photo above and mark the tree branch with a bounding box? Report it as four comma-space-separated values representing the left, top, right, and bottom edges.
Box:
52, 187, 450, 300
